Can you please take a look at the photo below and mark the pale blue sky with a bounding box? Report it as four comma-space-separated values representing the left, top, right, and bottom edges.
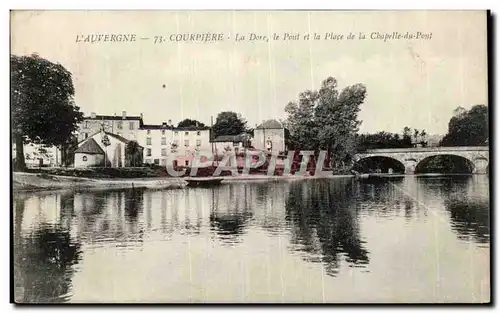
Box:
11, 11, 488, 135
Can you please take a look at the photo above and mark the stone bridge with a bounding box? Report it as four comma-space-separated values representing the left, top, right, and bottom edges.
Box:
353, 146, 489, 174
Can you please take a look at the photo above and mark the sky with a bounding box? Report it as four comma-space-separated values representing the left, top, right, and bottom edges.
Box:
11, 10, 488, 135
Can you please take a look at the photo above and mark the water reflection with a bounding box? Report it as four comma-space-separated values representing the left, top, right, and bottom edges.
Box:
354, 178, 418, 219
445, 198, 489, 244
415, 175, 490, 244
73, 189, 145, 247
210, 184, 253, 244
12, 175, 490, 303
285, 179, 370, 276
14, 196, 82, 303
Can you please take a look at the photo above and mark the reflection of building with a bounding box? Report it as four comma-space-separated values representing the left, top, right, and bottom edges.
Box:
74, 130, 143, 168
253, 119, 287, 155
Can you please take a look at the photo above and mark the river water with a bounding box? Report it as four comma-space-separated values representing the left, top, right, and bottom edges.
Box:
13, 175, 490, 303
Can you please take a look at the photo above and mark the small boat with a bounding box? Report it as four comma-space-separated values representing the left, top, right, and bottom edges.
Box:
185, 177, 224, 187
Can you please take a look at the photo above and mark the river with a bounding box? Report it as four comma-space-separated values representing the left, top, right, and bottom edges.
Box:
12, 175, 490, 303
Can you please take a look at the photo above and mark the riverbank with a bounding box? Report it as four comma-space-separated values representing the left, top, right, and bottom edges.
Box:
14, 171, 475, 193
13, 171, 354, 193
13, 172, 187, 192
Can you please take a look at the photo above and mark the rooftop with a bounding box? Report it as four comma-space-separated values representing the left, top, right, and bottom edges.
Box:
256, 119, 284, 129
84, 114, 143, 121
211, 134, 250, 143
74, 138, 105, 154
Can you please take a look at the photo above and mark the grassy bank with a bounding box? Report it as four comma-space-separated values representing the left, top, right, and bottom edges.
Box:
13, 172, 187, 192
23, 166, 168, 178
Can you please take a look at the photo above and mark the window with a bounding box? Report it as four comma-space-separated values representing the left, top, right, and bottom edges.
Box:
147, 129, 151, 135
146, 137, 152, 145
161, 148, 167, 156
84, 133, 88, 139
184, 140, 189, 147
129, 122, 134, 130
145, 158, 152, 164
117, 121, 123, 129
174, 131, 179, 136
162, 130, 166, 135
161, 137, 166, 145
154, 159, 160, 165
197, 131, 201, 136
146, 148, 152, 156
196, 139, 201, 146
185, 160, 189, 166
84, 121, 89, 128
82, 156, 87, 161
185, 132, 189, 136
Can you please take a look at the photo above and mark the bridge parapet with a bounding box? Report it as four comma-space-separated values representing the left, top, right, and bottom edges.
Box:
364, 146, 489, 154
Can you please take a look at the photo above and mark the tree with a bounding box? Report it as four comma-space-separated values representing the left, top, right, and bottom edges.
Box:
125, 140, 142, 167
177, 119, 206, 128
440, 105, 488, 146
211, 111, 247, 138
285, 77, 367, 168
356, 131, 413, 151
11, 54, 83, 171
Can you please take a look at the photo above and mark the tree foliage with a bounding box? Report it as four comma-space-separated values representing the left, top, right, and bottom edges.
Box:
177, 118, 206, 128
125, 140, 143, 167
357, 127, 428, 151
212, 111, 247, 137
11, 54, 83, 170
284, 77, 366, 167
440, 105, 488, 146
357, 131, 412, 151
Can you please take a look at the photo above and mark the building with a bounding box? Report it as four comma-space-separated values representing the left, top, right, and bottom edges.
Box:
77, 111, 144, 142
12, 142, 62, 168
211, 134, 251, 156
136, 122, 211, 167
137, 122, 173, 166
74, 130, 143, 168
252, 119, 287, 155
169, 126, 212, 167
73, 138, 106, 168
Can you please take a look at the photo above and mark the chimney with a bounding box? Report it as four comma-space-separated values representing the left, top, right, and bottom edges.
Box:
140, 113, 143, 120
162, 122, 167, 128
168, 119, 172, 126
122, 111, 126, 119
91, 112, 96, 119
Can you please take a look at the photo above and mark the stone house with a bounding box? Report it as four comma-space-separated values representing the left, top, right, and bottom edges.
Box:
252, 119, 287, 155
77, 111, 144, 142
74, 130, 143, 168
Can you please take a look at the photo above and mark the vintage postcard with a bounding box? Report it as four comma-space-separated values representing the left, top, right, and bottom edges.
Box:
10, 10, 490, 303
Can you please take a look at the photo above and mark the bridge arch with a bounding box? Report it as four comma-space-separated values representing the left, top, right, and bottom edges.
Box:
353, 156, 405, 174
414, 154, 475, 174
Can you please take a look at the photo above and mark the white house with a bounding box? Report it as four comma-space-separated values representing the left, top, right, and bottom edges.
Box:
74, 130, 143, 168
137, 124, 212, 167
12, 142, 62, 167
252, 119, 287, 155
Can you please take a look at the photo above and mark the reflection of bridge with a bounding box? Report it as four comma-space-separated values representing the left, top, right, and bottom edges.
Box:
353, 146, 489, 174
